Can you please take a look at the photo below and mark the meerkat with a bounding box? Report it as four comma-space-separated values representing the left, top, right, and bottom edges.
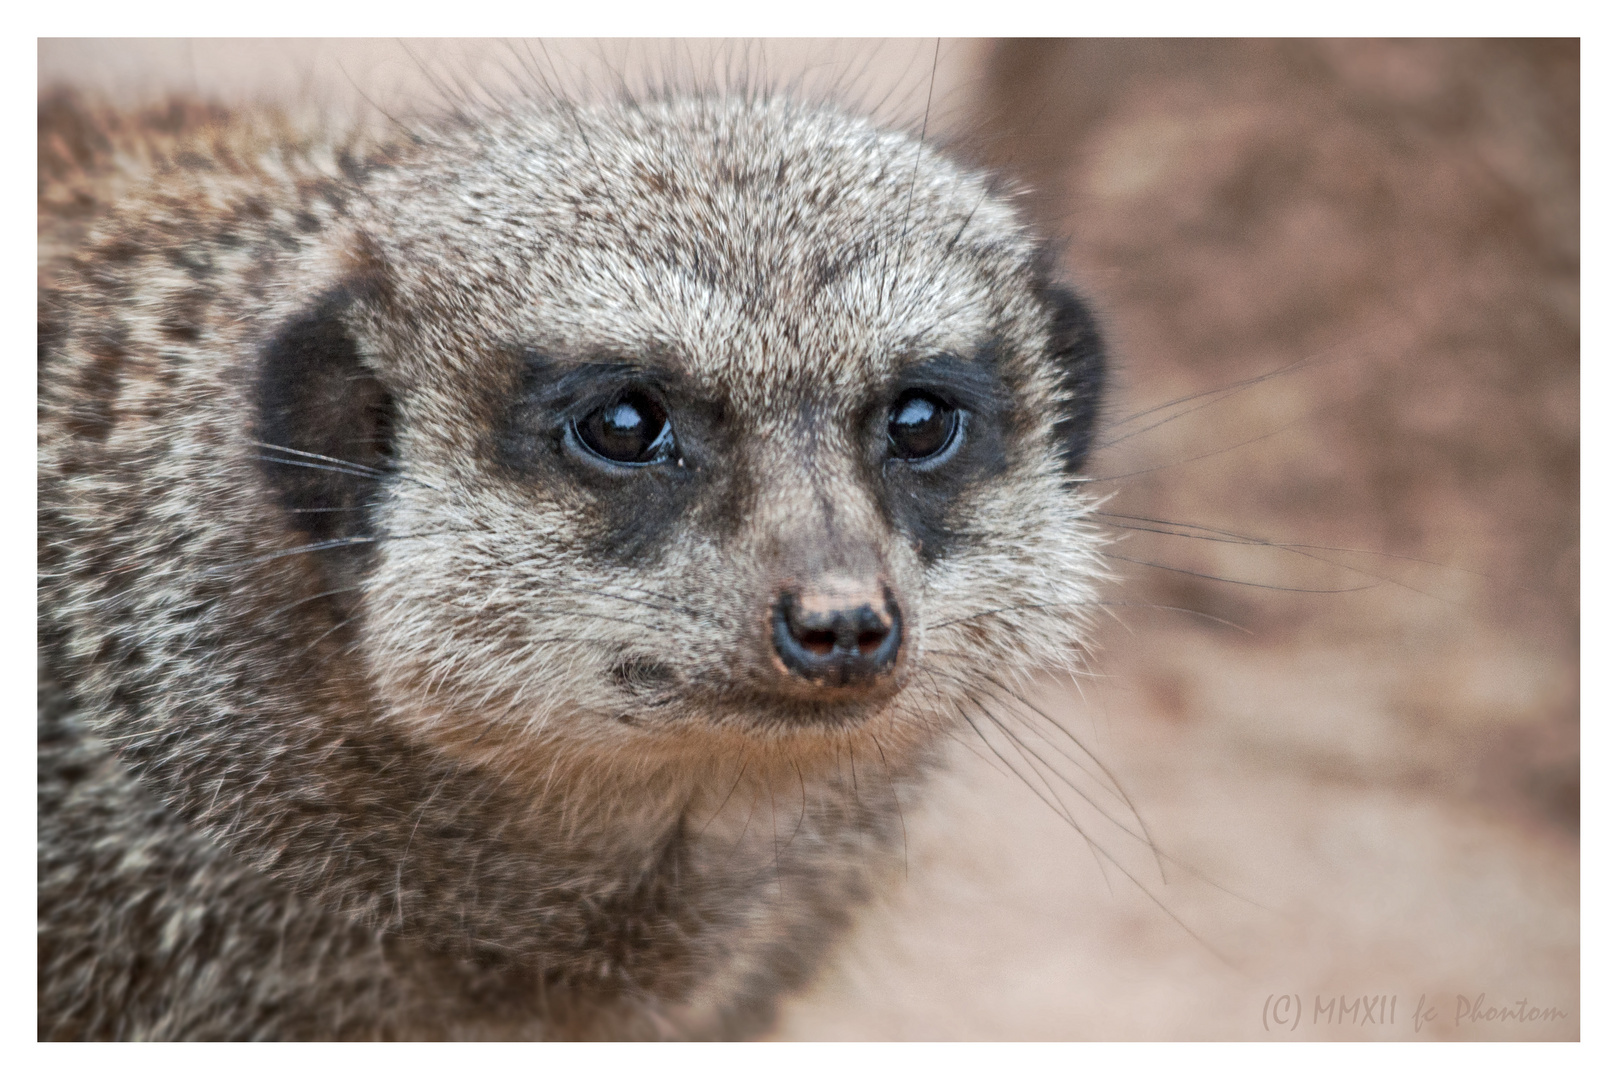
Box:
37, 80, 1108, 1039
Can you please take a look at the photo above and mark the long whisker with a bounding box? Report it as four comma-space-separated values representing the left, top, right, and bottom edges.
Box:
964, 696, 1234, 963
927, 597, 1253, 635
1107, 553, 1380, 594
927, 599, 1101, 632
972, 672, 1148, 827
1096, 333, 1374, 450
952, 694, 1114, 891
923, 657, 1271, 913
253, 455, 386, 483
989, 678, 1270, 911
921, 662, 1154, 856
885, 38, 940, 310
249, 441, 444, 493
1091, 412, 1310, 482
869, 735, 908, 878
977, 680, 1167, 887
910, 668, 1018, 783
1094, 600, 1255, 634
781, 757, 810, 857
208, 530, 474, 572
696, 749, 750, 840
1097, 510, 1492, 605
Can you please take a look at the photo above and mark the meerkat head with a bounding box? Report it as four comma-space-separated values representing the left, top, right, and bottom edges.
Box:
256, 95, 1107, 788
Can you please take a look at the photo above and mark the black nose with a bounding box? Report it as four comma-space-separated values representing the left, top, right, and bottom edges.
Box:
771, 585, 903, 688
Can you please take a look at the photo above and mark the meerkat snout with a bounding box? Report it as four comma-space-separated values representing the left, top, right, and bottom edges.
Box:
770, 582, 904, 692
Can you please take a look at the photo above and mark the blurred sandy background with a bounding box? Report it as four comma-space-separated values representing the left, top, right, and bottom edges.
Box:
39, 39, 1579, 1040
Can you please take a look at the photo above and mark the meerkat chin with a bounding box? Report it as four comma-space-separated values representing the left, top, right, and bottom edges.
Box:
38, 89, 1107, 1039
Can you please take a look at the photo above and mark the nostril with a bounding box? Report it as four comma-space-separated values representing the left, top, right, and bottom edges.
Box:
855, 630, 885, 654
802, 630, 837, 656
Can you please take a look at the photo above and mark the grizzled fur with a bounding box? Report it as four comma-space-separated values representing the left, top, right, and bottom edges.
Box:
38, 88, 1108, 1039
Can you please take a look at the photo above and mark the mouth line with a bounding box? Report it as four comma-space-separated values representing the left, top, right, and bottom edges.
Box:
609, 680, 903, 734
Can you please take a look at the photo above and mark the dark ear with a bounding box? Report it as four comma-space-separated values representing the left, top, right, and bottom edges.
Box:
253, 289, 396, 575
1038, 282, 1107, 474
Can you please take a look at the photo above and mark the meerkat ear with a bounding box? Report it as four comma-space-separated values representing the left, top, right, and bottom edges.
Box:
253, 286, 397, 556
1039, 282, 1108, 474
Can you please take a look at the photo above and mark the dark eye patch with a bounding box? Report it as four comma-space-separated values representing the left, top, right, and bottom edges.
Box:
872, 346, 1013, 562
495, 351, 736, 564
499, 355, 677, 468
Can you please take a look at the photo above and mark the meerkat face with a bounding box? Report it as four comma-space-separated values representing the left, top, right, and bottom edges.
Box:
259, 96, 1107, 776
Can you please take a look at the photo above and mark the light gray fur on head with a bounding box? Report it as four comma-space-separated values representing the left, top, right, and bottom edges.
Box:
38, 88, 1107, 1039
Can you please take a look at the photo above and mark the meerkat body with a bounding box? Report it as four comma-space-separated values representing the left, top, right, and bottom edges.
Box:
37, 88, 1107, 1039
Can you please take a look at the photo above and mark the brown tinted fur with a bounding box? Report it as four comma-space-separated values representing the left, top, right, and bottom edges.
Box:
38, 87, 1107, 1039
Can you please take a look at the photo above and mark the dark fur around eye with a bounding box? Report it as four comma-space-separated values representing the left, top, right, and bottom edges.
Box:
499, 356, 685, 474
253, 288, 396, 620
1036, 281, 1108, 473
875, 349, 1012, 563
496, 353, 735, 564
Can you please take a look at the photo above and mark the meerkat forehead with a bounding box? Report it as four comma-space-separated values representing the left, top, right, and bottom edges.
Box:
358, 96, 1039, 407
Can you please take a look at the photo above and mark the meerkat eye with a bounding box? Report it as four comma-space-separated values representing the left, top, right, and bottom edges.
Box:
574, 389, 676, 465
887, 391, 961, 462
